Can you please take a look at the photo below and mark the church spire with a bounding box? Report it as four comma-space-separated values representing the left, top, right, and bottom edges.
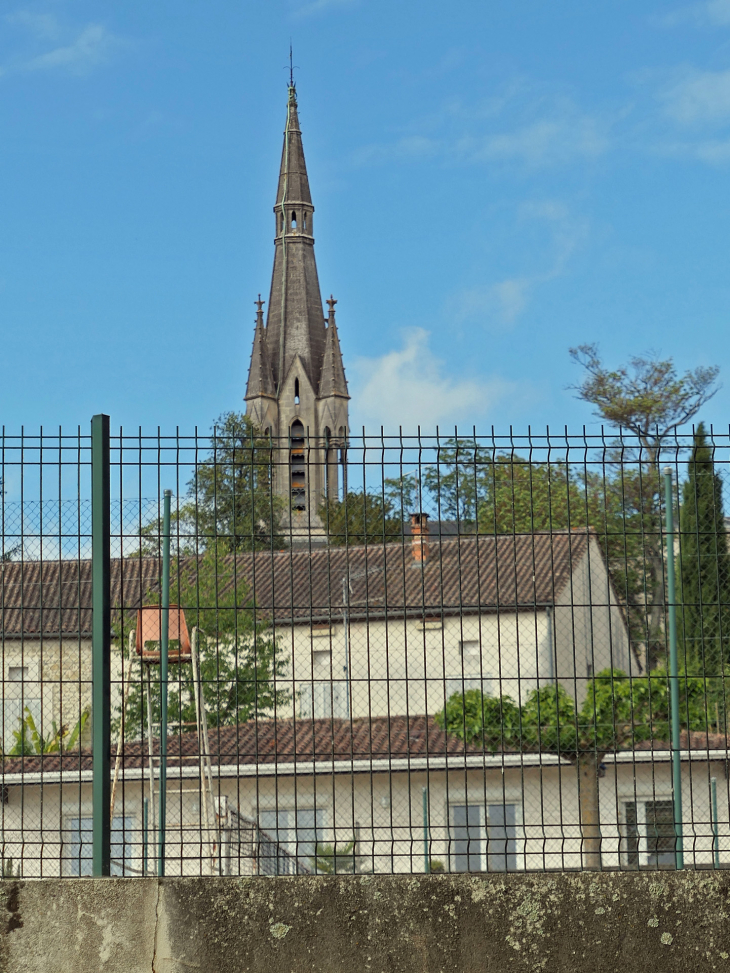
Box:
264, 83, 326, 394
245, 81, 349, 534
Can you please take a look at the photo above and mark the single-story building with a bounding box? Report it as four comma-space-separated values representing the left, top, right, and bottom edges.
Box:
0, 718, 726, 878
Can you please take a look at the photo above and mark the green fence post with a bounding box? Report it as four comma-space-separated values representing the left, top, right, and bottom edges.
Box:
91, 414, 111, 877
158, 489, 172, 878
422, 786, 430, 873
664, 467, 684, 870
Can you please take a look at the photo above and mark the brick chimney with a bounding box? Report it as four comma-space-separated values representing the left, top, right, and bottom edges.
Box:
410, 513, 430, 564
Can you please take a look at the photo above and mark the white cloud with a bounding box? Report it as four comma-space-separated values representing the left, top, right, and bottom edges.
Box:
1, 16, 121, 78
705, 0, 730, 22
22, 24, 116, 75
660, 0, 730, 26
455, 116, 608, 168
353, 86, 610, 171
349, 328, 514, 432
6, 11, 61, 39
353, 135, 440, 166
454, 200, 588, 327
661, 68, 730, 124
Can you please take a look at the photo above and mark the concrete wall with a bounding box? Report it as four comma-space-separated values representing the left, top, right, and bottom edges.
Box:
3, 871, 730, 972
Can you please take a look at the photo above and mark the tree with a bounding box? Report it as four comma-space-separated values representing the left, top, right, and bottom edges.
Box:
436, 669, 710, 869
570, 345, 721, 667
114, 549, 290, 740
319, 491, 402, 546
311, 838, 357, 874
678, 424, 730, 674
135, 413, 286, 556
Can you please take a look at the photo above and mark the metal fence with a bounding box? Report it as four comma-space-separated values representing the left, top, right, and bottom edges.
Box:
1, 419, 730, 877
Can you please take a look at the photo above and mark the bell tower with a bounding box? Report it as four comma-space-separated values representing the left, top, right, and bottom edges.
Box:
245, 83, 350, 539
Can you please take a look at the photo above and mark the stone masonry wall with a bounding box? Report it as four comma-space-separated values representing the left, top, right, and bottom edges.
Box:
1, 872, 730, 972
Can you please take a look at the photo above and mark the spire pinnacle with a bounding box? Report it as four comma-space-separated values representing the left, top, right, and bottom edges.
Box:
245, 297, 275, 400
319, 297, 349, 399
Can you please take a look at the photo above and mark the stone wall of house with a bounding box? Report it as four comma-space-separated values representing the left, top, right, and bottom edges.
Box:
0, 639, 95, 752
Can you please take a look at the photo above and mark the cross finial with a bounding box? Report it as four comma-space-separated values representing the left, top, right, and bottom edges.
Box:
255, 294, 265, 313
286, 43, 299, 90
326, 295, 337, 312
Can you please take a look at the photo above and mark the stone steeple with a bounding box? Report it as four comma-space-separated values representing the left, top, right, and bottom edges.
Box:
244, 83, 349, 535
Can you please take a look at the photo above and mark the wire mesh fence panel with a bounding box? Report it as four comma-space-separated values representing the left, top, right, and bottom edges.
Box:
2, 424, 730, 875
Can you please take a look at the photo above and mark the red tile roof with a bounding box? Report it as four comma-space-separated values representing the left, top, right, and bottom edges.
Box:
0, 530, 593, 636
2, 720, 725, 778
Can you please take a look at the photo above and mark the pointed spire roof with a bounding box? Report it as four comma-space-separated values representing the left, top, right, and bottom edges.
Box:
275, 85, 312, 208
319, 296, 349, 398
245, 297, 276, 399
264, 84, 327, 393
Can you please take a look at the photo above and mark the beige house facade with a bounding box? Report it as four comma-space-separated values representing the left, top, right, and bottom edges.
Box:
0, 718, 726, 878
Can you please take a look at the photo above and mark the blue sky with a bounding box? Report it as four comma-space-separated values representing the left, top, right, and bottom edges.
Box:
2, 0, 730, 436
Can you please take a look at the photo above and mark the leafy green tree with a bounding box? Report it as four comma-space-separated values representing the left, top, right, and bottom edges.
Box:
570, 345, 720, 667
436, 669, 711, 869
136, 413, 286, 556
114, 549, 290, 740
319, 491, 402, 546
436, 689, 522, 753
678, 424, 730, 674
311, 838, 357, 874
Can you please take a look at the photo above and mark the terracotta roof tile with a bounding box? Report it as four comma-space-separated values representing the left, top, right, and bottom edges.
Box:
0, 531, 591, 636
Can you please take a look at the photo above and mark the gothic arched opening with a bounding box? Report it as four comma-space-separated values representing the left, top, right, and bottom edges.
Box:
290, 419, 306, 511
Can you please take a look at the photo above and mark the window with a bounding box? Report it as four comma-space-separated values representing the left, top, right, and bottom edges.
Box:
294, 378, 300, 404
291, 211, 297, 228
258, 807, 324, 873
3, 665, 41, 750
446, 641, 491, 698
299, 681, 347, 719
623, 800, 676, 868
450, 803, 518, 872
64, 816, 135, 876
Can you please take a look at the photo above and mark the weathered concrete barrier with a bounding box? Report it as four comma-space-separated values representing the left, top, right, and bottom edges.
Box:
1, 872, 730, 972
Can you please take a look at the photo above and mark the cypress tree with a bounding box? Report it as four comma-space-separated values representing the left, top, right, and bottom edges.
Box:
678, 423, 730, 673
